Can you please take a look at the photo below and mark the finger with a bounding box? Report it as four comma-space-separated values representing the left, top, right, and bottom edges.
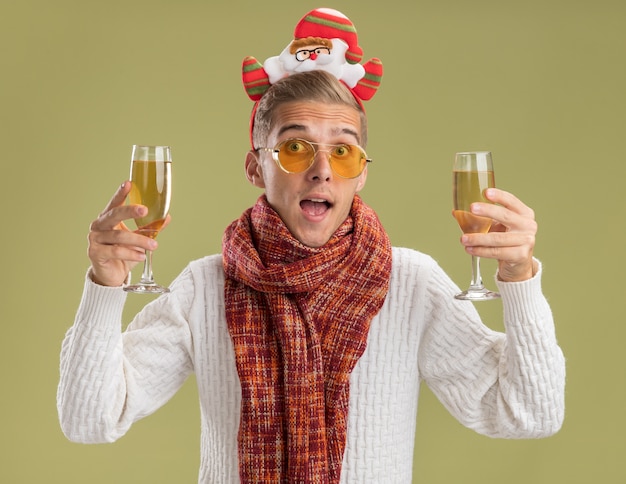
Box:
88, 240, 147, 264
483, 188, 535, 219
101, 181, 132, 215
89, 182, 131, 232
89, 227, 158, 251
463, 230, 535, 250
471, 201, 537, 234
464, 242, 534, 277
461, 230, 534, 263
90, 181, 146, 231
465, 243, 534, 271
463, 235, 533, 258
90, 204, 147, 232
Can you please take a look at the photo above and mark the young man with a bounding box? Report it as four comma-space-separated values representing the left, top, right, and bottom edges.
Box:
58, 8, 565, 484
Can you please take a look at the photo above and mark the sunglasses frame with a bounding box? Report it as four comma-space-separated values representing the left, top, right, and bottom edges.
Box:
257, 138, 372, 179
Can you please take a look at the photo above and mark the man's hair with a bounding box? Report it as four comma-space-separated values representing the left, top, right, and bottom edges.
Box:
251, 70, 368, 149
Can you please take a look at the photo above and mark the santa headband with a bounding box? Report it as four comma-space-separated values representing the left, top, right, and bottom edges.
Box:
242, 7, 383, 147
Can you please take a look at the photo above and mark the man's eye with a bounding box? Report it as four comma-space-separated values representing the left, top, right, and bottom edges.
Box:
334, 146, 349, 157
287, 142, 305, 153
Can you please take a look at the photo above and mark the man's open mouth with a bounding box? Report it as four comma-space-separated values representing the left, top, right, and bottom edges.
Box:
300, 198, 331, 216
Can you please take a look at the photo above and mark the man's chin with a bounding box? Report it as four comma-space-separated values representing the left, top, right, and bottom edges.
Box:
293, 228, 332, 249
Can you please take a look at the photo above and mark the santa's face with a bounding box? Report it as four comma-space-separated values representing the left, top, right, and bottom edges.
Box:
280, 39, 349, 77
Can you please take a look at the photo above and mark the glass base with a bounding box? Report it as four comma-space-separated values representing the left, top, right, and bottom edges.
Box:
123, 283, 170, 294
455, 287, 500, 301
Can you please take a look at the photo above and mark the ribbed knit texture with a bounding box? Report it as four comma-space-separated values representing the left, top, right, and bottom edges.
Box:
58, 248, 565, 483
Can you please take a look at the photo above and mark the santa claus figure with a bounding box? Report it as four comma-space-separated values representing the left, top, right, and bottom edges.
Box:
242, 8, 383, 102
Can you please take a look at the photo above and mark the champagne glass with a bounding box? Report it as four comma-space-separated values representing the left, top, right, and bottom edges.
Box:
452, 151, 500, 301
124, 145, 172, 294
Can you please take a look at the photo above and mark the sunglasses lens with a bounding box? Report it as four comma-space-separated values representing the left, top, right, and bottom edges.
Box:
329, 145, 366, 178
278, 140, 315, 173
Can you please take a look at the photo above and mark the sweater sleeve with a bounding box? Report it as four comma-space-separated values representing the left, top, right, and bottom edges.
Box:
57, 267, 195, 443
418, 260, 565, 439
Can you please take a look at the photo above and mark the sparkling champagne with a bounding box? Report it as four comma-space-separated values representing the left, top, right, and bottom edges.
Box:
129, 160, 172, 239
452, 170, 494, 234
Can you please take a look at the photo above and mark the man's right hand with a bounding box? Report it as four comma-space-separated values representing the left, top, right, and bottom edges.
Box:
87, 181, 168, 287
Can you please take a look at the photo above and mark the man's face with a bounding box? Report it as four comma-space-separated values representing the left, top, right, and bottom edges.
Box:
246, 101, 368, 248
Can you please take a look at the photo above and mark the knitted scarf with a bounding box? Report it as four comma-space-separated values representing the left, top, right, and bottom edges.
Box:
222, 194, 392, 483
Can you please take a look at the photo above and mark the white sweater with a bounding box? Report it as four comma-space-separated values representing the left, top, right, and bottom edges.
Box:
57, 247, 565, 483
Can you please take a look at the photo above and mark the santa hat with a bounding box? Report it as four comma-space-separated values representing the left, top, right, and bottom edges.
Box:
293, 8, 363, 64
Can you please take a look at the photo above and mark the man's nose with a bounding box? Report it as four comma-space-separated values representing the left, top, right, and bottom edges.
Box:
309, 150, 332, 181
310, 52, 318, 60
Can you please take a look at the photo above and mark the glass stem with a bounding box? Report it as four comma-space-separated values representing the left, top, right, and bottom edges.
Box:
469, 255, 485, 290
139, 249, 155, 285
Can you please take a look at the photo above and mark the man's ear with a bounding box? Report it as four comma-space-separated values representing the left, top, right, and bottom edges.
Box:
245, 150, 265, 188
355, 165, 368, 192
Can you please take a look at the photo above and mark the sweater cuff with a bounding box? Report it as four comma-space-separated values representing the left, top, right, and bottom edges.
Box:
495, 259, 549, 323
77, 269, 129, 327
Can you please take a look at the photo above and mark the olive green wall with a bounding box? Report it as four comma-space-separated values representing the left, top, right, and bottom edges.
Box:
2, 0, 624, 482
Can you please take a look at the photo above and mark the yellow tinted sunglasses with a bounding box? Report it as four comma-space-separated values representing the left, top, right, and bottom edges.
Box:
257, 138, 371, 179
